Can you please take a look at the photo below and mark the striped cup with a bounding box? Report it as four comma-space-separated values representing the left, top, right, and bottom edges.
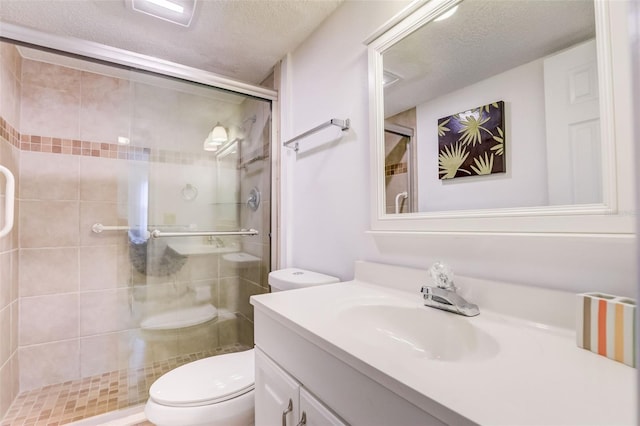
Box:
576, 292, 636, 368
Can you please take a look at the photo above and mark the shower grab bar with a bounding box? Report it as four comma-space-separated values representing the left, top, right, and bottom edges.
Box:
0, 165, 15, 239
394, 191, 408, 214
92, 223, 130, 233
150, 229, 259, 238
283, 118, 350, 152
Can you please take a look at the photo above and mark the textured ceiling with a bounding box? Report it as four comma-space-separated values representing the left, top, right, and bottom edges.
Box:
0, 0, 343, 84
384, 0, 596, 116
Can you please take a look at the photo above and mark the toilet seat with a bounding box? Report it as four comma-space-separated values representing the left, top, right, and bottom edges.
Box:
149, 349, 255, 407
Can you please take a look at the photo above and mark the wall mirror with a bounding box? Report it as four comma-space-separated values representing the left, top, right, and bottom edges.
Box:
367, 0, 634, 234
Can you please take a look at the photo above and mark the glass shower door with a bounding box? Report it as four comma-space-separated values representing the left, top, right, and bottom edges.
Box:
2, 38, 273, 424
122, 72, 272, 389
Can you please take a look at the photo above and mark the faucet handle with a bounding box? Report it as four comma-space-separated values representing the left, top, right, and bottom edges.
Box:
428, 261, 456, 292
420, 284, 480, 317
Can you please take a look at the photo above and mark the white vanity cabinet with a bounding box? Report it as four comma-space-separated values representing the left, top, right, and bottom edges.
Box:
252, 301, 449, 426
251, 265, 636, 426
255, 348, 346, 426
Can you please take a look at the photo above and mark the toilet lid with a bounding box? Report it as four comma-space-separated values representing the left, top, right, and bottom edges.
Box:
149, 349, 255, 407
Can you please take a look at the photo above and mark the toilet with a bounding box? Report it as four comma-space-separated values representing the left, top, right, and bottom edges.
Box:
144, 268, 340, 426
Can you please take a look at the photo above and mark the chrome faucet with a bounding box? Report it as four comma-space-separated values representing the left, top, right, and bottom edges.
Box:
420, 262, 479, 317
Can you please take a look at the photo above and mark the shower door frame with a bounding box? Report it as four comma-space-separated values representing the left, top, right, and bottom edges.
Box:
0, 22, 280, 273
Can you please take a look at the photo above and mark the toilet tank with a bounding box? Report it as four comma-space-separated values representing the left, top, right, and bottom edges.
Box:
268, 268, 340, 292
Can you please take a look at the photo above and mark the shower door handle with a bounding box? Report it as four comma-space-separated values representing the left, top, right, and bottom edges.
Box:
150, 229, 259, 238
0, 165, 15, 239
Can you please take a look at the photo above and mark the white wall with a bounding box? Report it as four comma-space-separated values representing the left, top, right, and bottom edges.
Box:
416, 58, 548, 211
281, 1, 411, 280
282, 1, 636, 298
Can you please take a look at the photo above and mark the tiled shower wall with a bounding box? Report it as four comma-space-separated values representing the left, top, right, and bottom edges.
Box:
17, 148, 264, 389
0, 41, 271, 413
0, 42, 21, 421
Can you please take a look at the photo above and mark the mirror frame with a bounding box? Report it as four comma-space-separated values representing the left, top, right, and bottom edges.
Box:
367, 0, 634, 235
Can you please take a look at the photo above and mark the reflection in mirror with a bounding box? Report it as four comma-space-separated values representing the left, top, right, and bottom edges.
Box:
385, 113, 416, 214
382, 0, 600, 213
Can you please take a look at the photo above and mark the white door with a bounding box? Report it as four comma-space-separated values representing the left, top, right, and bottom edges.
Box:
255, 348, 300, 426
299, 387, 347, 426
544, 39, 601, 205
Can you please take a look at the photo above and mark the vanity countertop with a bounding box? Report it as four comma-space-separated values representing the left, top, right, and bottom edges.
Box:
251, 278, 636, 425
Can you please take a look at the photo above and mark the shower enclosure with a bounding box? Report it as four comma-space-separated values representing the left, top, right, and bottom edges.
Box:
0, 36, 274, 423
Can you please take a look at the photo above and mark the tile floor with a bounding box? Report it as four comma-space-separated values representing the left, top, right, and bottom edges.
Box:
1, 344, 250, 426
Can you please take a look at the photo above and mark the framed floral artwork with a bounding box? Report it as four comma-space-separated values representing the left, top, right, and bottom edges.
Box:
437, 101, 505, 179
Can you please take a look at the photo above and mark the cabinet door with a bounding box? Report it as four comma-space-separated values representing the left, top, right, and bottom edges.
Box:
299, 387, 347, 426
255, 348, 300, 426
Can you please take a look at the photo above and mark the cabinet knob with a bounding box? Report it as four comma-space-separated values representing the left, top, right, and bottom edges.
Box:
282, 399, 293, 426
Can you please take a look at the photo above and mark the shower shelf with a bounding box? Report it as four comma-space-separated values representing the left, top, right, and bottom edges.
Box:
140, 304, 218, 331
222, 252, 261, 265
283, 118, 350, 152
168, 243, 239, 256
237, 154, 266, 170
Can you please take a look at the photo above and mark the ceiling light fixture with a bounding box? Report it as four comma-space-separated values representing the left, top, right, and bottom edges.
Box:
203, 123, 228, 151
129, 0, 197, 27
210, 123, 228, 143
434, 5, 459, 22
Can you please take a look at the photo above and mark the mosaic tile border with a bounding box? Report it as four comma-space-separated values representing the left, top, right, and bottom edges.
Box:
0, 117, 20, 148
1, 344, 250, 426
385, 162, 408, 177
1, 115, 270, 167
0, 116, 207, 165
19, 134, 151, 161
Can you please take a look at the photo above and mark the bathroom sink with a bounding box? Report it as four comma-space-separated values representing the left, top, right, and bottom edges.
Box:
336, 303, 499, 362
